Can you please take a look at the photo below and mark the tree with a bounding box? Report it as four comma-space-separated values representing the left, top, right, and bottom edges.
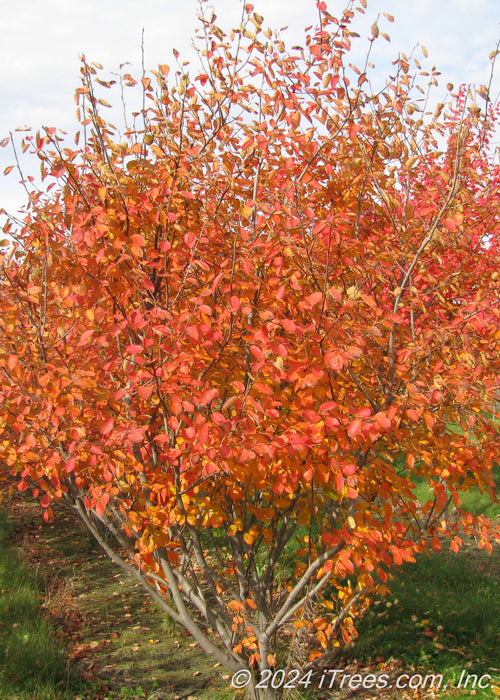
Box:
1, 2, 499, 698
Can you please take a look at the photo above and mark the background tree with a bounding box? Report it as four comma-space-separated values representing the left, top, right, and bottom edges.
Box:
1, 2, 499, 698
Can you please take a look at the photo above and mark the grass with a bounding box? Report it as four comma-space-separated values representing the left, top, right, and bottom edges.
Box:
0, 508, 80, 699
340, 546, 500, 698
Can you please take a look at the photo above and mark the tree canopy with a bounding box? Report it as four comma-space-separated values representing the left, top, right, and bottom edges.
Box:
1, 2, 499, 698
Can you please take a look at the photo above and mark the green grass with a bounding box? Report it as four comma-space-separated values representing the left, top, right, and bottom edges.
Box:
407, 459, 500, 520
342, 547, 500, 698
0, 508, 81, 699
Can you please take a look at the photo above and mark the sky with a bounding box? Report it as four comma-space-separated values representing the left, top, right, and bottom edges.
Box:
1, 0, 499, 219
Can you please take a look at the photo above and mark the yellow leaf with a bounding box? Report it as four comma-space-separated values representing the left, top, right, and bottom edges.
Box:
241, 203, 253, 219
404, 156, 419, 170
243, 532, 254, 545
273, 356, 284, 370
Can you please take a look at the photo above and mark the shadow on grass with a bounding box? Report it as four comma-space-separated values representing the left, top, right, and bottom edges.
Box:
341, 546, 500, 696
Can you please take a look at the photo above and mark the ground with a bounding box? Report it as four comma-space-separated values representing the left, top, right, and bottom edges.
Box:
2, 495, 499, 700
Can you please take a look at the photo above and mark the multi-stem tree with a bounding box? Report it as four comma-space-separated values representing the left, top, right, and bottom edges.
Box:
1, 2, 499, 698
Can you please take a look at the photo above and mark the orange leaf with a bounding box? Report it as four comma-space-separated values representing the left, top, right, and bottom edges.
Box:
424, 413, 435, 430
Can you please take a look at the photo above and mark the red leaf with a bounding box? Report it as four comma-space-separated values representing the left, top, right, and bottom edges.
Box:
95, 499, 107, 517
65, 457, 76, 473
342, 463, 357, 476
184, 232, 196, 249
203, 461, 218, 476
304, 291, 323, 309
78, 330, 95, 346
325, 350, 345, 371
100, 417, 115, 435
347, 418, 362, 438
211, 412, 226, 426
348, 123, 362, 139
198, 388, 219, 406
126, 344, 143, 354
153, 433, 170, 446
127, 427, 145, 443
374, 412, 392, 430
170, 396, 182, 416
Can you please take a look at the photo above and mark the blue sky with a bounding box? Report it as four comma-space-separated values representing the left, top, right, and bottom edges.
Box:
1, 0, 499, 217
